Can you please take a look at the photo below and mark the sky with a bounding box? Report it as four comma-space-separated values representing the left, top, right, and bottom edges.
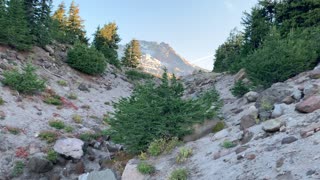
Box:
53, 0, 258, 70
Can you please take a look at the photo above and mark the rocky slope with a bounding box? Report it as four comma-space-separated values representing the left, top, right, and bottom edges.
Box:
118, 41, 197, 77
122, 65, 320, 180
0, 44, 133, 180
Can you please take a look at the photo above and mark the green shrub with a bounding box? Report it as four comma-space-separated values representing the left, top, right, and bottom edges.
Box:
245, 28, 320, 87
39, 131, 58, 143
49, 120, 65, 130
109, 72, 221, 154
72, 114, 82, 124
176, 147, 193, 163
169, 169, 188, 180
43, 95, 62, 106
64, 126, 74, 133
67, 43, 107, 75
221, 140, 236, 149
11, 161, 25, 177
212, 121, 225, 133
7, 127, 21, 135
46, 149, 58, 163
125, 70, 153, 81
147, 139, 166, 156
2, 64, 45, 94
137, 162, 155, 174
230, 80, 250, 97
139, 152, 148, 160
67, 93, 78, 100
0, 97, 5, 105
57, 80, 68, 86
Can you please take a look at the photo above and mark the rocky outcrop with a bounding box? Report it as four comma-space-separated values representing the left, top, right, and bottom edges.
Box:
122, 160, 145, 180
296, 95, 320, 113
79, 169, 117, 180
53, 138, 84, 159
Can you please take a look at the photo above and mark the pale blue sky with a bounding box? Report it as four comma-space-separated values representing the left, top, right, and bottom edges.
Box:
53, 0, 257, 70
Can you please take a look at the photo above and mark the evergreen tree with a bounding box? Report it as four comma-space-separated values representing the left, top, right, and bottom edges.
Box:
0, 0, 7, 43
33, 0, 52, 46
93, 23, 121, 67
7, 0, 32, 50
52, 1, 68, 43
122, 39, 142, 68
67, 0, 87, 44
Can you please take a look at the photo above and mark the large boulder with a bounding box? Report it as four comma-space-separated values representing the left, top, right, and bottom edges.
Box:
28, 154, 53, 173
122, 159, 145, 180
295, 95, 320, 113
244, 91, 259, 103
262, 119, 284, 132
53, 138, 84, 159
240, 115, 257, 130
79, 169, 117, 180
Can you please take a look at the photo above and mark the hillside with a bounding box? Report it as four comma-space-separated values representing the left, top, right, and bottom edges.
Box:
118, 41, 197, 77
122, 64, 320, 180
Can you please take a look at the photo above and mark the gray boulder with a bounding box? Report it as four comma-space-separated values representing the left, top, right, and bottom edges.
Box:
262, 119, 284, 132
53, 138, 84, 159
28, 155, 53, 173
271, 104, 285, 118
79, 169, 117, 180
244, 91, 259, 103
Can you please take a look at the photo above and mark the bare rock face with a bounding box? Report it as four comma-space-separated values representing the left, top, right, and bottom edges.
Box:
295, 95, 320, 113
122, 159, 145, 180
234, 68, 246, 82
53, 138, 84, 159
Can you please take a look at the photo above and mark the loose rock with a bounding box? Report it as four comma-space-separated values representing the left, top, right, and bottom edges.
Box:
295, 95, 320, 113
28, 155, 53, 173
262, 119, 283, 132
53, 138, 84, 159
281, 136, 298, 144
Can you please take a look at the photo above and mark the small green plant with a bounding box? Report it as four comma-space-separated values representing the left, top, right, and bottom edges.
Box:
139, 152, 148, 160
261, 99, 273, 112
164, 137, 181, 154
67, 93, 78, 100
43, 95, 62, 106
49, 120, 65, 130
137, 162, 155, 174
212, 121, 225, 133
221, 140, 236, 149
169, 169, 188, 180
79, 133, 99, 141
11, 161, 25, 177
125, 70, 153, 81
64, 126, 74, 133
39, 131, 58, 143
46, 149, 58, 163
0, 97, 5, 105
2, 64, 45, 94
57, 80, 68, 86
230, 80, 250, 98
176, 147, 193, 163
7, 127, 21, 135
72, 114, 82, 124
147, 139, 166, 156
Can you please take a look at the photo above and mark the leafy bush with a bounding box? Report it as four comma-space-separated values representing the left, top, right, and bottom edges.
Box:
137, 162, 155, 174
230, 80, 250, 97
147, 137, 181, 156
109, 72, 221, 154
125, 69, 153, 81
221, 140, 236, 149
245, 28, 320, 87
169, 169, 188, 180
39, 131, 58, 143
64, 126, 74, 133
72, 114, 82, 124
3, 64, 45, 94
57, 80, 68, 86
0, 97, 5, 105
43, 94, 62, 106
49, 120, 65, 129
46, 149, 58, 163
212, 121, 225, 133
67, 93, 78, 100
67, 43, 107, 75
176, 147, 193, 163
11, 161, 25, 177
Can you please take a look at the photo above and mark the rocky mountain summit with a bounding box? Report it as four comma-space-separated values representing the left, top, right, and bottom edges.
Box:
118, 41, 198, 77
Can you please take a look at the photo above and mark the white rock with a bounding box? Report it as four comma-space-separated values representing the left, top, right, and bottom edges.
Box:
122, 159, 145, 180
79, 169, 116, 180
244, 91, 259, 103
271, 104, 284, 118
53, 138, 84, 159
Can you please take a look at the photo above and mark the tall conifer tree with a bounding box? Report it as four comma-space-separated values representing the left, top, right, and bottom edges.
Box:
122, 39, 142, 68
